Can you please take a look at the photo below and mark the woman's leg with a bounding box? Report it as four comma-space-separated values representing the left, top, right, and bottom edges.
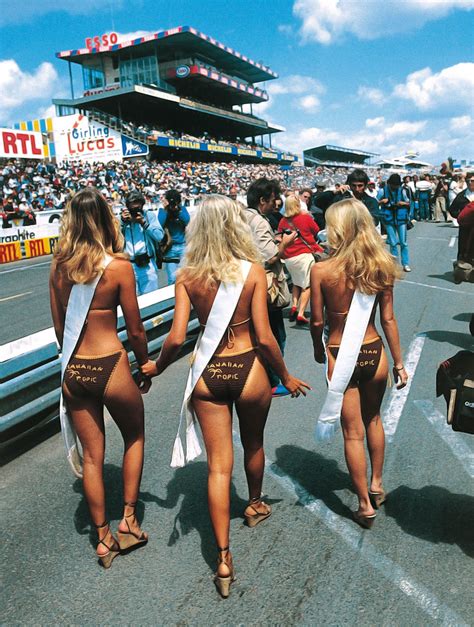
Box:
104, 352, 146, 536
235, 357, 272, 507
65, 393, 112, 555
192, 395, 234, 574
298, 286, 311, 317
339, 387, 375, 516
359, 350, 389, 494
291, 285, 301, 310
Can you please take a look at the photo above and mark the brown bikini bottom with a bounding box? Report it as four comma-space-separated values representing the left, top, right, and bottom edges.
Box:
327, 337, 384, 386
201, 347, 257, 402
64, 349, 123, 400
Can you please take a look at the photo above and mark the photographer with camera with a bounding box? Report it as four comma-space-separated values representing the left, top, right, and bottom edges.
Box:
121, 190, 164, 295
158, 189, 190, 285
378, 173, 411, 272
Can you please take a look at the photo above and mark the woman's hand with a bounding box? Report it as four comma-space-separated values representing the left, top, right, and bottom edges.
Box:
393, 365, 408, 389
282, 374, 311, 398
140, 359, 158, 378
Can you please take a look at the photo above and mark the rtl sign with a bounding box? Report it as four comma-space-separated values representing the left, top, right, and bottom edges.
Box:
0, 128, 44, 159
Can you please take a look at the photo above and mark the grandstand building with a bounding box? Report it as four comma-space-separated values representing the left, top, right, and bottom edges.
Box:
53, 26, 296, 164
303, 145, 378, 168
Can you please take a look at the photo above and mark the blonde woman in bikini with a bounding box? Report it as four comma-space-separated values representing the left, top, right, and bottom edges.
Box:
141, 195, 309, 597
50, 188, 150, 568
310, 198, 408, 528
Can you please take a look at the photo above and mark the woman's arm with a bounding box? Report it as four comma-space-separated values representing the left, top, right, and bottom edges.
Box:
379, 288, 408, 388
310, 263, 325, 362
49, 263, 65, 348
118, 261, 149, 366
141, 277, 191, 377
251, 265, 310, 395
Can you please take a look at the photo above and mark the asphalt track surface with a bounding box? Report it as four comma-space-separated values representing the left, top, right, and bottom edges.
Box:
1, 222, 473, 625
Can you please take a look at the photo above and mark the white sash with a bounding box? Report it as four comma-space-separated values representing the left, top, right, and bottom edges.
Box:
315, 290, 376, 442
59, 255, 114, 477
171, 259, 252, 467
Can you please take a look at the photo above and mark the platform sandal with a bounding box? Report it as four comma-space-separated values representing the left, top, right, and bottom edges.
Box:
353, 510, 377, 529
244, 496, 272, 528
117, 502, 148, 552
95, 522, 120, 569
214, 547, 235, 598
369, 489, 387, 509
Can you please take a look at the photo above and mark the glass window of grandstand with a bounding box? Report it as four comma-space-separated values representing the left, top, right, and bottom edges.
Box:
83, 65, 105, 90
120, 56, 159, 88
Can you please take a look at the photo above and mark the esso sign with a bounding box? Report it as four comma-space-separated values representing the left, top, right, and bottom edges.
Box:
85, 32, 118, 49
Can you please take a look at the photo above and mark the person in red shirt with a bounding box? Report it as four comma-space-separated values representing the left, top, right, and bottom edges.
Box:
279, 195, 323, 325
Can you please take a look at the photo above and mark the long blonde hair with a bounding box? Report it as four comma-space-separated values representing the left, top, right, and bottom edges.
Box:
54, 187, 125, 283
325, 198, 400, 294
181, 194, 260, 287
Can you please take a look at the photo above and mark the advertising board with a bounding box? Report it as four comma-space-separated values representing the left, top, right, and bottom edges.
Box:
53, 114, 123, 163
0, 128, 44, 159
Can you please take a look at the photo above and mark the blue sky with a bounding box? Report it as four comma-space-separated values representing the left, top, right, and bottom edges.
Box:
1, 0, 473, 163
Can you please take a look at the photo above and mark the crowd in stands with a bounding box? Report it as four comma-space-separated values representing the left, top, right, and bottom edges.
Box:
91, 111, 287, 155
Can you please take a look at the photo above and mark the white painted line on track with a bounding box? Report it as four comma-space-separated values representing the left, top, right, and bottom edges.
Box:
401, 280, 473, 296
449, 236, 456, 248
414, 400, 474, 478
265, 461, 466, 625
0, 291, 32, 302
384, 334, 426, 443
416, 236, 448, 241
0, 260, 51, 275
231, 430, 465, 624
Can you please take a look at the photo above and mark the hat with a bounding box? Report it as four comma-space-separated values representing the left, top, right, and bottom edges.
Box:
387, 173, 402, 186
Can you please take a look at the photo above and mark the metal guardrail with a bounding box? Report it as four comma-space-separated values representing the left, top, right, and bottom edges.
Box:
0, 286, 198, 451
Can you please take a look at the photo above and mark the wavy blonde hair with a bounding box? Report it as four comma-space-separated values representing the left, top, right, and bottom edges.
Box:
54, 187, 126, 283
325, 198, 400, 294
284, 194, 302, 218
180, 194, 261, 287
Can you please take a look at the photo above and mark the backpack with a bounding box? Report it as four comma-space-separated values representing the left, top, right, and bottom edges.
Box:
437, 351, 474, 434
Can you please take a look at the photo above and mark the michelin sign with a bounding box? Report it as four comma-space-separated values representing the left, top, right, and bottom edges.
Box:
53, 114, 148, 163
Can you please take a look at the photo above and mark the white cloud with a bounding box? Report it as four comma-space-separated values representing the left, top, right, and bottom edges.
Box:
365, 117, 385, 128
384, 120, 427, 138
357, 86, 386, 106
268, 74, 325, 96
298, 94, 321, 112
293, 0, 474, 44
0, 60, 59, 119
393, 63, 474, 111
116, 30, 158, 44
450, 115, 471, 130
277, 115, 472, 163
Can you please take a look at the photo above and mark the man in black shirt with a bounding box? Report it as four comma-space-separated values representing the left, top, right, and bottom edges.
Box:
331, 168, 380, 226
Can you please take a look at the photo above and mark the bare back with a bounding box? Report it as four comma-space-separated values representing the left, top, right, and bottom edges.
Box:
314, 258, 380, 345
49, 257, 146, 361
182, 264, 259, 355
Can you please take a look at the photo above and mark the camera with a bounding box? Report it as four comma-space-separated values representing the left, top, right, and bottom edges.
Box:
276, 228, 297, 236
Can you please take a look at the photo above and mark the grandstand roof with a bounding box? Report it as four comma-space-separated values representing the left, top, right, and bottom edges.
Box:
303, 144, 379, 166
53, 85, 285, 138
56, 25, 277, 83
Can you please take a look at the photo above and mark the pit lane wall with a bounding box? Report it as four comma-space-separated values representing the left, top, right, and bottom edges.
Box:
0, 225, 59, 264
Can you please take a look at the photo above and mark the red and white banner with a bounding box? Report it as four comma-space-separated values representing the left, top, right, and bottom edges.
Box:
53, 114, 123, 163
0, 128, 43, 159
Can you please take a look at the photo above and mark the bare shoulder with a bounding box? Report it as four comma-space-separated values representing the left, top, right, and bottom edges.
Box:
249, 262, 265, 280
311, 258, 332, 278
108, 257, 133, 275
